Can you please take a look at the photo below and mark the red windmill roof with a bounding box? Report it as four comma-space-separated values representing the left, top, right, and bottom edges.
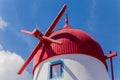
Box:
33, 23, 107, 74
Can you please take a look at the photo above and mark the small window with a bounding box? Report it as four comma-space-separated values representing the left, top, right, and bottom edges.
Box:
50, 60, 64, 79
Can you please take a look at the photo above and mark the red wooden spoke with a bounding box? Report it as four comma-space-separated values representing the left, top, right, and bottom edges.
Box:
17, 42, 43, 74
21, 30, 32, 35
45, 4, 66, 36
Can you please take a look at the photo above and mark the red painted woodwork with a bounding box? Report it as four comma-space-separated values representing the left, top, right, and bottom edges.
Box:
105, 52, 117, 59
17, 42, 43, 74
106, 51, 117, 80
45, 4, 66, 36
17, 4, 66, 75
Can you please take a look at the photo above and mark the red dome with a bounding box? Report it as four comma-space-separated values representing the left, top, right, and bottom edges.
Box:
33, 25, 107, 74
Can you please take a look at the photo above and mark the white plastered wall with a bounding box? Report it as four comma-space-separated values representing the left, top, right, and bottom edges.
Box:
33, 54, 109, 80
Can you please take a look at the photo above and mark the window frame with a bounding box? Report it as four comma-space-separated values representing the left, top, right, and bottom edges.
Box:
49, 60, 64, 79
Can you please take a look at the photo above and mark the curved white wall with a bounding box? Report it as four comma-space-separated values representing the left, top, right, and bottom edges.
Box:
33, 54, 109, 80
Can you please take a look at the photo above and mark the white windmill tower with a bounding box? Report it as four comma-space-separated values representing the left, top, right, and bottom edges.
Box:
17, 4, 117, 80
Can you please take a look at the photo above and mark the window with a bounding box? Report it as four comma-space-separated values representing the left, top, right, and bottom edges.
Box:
50, 60, 64, 79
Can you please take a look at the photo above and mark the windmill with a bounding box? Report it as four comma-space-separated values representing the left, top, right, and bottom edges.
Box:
17, 4, 117, 80
17, 4, 66, 75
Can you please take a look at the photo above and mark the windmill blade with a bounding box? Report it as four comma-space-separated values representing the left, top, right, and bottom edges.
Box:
45, 4, 66, 36
18, 4, 67, 75
21, 30, 32, 35
21, 29, 44, 41
42, 36, 62, 44
17, 42, 43, 74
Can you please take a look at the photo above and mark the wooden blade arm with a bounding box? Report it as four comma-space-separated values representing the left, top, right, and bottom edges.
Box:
17, 42, 43, 75
45, 4, 66, 36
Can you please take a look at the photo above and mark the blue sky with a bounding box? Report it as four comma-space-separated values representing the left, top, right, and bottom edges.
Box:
0, 0, 119, 80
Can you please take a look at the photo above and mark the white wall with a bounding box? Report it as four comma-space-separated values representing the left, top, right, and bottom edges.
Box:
33, 54, 109, 80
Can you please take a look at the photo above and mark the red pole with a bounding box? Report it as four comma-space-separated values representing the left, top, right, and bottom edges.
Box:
110, 51, 115, 80
105, 51, 117, 80
110, 56, 114, 80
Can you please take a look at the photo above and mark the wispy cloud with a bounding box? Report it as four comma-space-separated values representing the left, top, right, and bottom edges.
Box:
86, 0, 97, 33
90, 0, 96, 19
0, 45, 32, 80
0, 16, 8, 30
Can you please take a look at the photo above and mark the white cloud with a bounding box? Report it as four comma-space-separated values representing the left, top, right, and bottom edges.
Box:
0, 16, 8, 30
0, 44, 3, 50
0, 50, 32, 80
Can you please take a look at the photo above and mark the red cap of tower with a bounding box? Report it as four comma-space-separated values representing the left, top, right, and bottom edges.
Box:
33, 17, 107, 75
